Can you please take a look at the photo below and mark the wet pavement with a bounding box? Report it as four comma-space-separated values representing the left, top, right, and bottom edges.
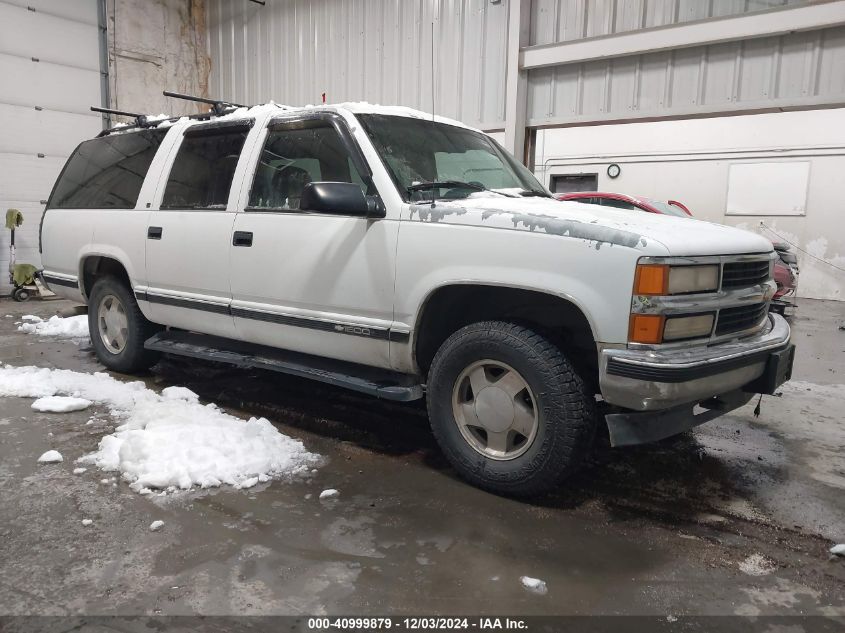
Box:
0, 297, 843, 618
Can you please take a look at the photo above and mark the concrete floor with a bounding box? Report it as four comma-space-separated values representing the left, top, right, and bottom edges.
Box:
0, 297, 843, 618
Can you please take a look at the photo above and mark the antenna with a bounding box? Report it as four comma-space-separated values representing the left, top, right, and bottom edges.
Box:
431, 21, 436, 125
430, 20, 436, 209
163, 91, 245, 116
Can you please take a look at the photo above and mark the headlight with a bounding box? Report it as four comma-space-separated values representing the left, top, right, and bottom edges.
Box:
629, 313, 715, 344
634, 264, 719, 295
668, 265, 719, 294
663, 314, 714, 341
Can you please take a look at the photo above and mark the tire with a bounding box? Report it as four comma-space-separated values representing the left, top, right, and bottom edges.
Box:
427, 321, 596, 497
88, 276, 160, 373
12, 287, 30, 302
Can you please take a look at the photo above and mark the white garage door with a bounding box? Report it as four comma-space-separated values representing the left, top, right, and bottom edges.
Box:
0, 0, 102, 295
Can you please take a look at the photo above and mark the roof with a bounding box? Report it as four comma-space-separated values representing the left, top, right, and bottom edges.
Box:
102, 101, 476, 137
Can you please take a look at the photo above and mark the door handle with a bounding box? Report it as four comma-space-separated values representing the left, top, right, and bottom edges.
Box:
232, 231, 253, 247
147, 226, 162, 240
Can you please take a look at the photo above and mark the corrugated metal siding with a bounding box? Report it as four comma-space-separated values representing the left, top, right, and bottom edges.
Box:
528, 0, 812, 45
527, 24, 845, 126
206, 0, 510, 130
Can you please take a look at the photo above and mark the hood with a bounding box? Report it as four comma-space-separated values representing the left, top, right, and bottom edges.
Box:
411, 195, 773, 256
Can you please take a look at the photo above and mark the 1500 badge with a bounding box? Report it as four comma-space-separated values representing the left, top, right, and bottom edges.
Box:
334, 324, 372, 336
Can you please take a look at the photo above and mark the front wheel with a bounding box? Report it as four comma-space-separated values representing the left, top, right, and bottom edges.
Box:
427, 321, 596, 497
88, 276, 160, 373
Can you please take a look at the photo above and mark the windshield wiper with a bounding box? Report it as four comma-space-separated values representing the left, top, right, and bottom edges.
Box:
407, 180, 487, 193
408, 181, 525, 200
516, 189, 552, 198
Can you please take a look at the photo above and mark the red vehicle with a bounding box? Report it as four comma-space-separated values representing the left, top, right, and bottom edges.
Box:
555, 191, 693, 217
770, 242, 799, 313
556, 191, 797, 312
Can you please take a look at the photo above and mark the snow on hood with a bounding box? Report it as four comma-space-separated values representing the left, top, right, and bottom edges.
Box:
409, 194, 774, 256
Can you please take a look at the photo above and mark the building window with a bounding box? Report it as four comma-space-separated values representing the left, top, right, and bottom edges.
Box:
549, 173, 598, 194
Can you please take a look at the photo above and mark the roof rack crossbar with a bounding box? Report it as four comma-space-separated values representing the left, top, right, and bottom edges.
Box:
91, 106, 158, 129
163, 91, 245, 116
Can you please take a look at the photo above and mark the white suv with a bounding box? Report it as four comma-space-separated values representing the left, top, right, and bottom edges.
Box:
40, 102, 794, 496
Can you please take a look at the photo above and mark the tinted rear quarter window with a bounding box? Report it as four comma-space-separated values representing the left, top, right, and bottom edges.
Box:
161, 123, 251, 209
48, 128, 168, 209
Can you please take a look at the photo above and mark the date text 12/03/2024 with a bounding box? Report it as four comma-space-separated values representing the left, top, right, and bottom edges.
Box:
307, 617, 528, 630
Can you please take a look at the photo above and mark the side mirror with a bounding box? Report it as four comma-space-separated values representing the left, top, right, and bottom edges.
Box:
300, 182, 384, 218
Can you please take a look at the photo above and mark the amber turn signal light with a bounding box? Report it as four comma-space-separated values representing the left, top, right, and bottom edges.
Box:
629, 314, 665, 344
634, 264, 669, 295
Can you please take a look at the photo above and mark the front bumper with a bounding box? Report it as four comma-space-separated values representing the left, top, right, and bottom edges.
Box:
599, 313, 791, 412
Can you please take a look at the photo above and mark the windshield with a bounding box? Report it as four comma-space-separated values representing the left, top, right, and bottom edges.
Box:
356, 114, 549, 202
644, 199, 691, 218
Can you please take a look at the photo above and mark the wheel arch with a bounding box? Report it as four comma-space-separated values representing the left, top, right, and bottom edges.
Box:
78, 253, 135, 301
412, 282, 600, 389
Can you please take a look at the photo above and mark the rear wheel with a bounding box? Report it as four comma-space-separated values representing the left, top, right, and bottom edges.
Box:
88, 276, 160, 373
12, 287, 30, 302
427, 321, 596, 496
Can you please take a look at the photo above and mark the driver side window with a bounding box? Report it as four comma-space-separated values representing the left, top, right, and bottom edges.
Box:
248, 122, 365, 212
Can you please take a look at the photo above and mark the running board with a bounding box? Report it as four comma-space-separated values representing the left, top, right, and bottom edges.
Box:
144, 331, 424, 402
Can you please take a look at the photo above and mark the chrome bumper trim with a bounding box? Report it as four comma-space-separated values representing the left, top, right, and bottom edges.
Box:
600, 313, 791, 411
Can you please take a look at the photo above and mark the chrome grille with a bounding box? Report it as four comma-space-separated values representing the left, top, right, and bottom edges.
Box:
722, 260, 770, 289
715, 303, 768, 336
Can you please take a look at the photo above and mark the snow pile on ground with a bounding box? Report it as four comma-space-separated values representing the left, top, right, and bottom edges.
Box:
37, 450, 63, 463
32, 396, 91, 413
149, 520, 165, 532
738, 553, 777, 576
520, 576, 548, 595
319, 488, 339, 499
18, 315, 89, 339
831, 544, 845, 556
0, 364, 320, 492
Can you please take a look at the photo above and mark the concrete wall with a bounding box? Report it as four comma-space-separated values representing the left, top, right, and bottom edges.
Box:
107, 0, 210, 120
535, 108, 845, 301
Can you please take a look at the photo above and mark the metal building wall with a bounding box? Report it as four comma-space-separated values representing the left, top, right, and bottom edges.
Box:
206, 0, 511, 131
527, 25, 845, 126
524, 0, 845, 127
528, 0, 813, 45
207, 0, 845, 160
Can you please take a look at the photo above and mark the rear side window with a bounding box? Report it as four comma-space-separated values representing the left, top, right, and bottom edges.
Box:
161, 123, 251, 210
48, 129, 167, 209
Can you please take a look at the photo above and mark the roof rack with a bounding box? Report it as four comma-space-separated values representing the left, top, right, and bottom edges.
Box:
93, 92, 249, 137
163, 91, 245, 116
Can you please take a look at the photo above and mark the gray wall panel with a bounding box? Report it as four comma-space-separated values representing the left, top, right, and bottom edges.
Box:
528, 0, 813, 45
207, 0, 509, 130
527, 25, 845, 126
206, 1, 845, 133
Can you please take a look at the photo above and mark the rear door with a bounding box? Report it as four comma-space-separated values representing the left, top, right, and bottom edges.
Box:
143, 119, 258, 338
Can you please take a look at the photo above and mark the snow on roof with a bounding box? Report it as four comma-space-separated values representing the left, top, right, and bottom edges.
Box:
108, 100, 477, 136
335, 102, 474, 130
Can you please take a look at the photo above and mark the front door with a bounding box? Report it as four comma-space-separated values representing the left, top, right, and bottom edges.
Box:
144, 119, 256, 338
229, 114, 398, 368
